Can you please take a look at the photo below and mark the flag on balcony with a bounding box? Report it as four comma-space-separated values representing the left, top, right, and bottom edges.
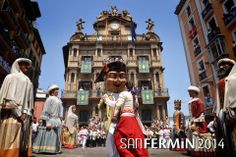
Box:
138, 60, 149, 73
142, 90, 154, 104
81, 60, 92, 73
77, 90, 89, 105
130, 18, 136, 46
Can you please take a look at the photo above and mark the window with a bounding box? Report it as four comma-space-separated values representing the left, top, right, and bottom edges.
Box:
110, 31, 119, 41
203, 86, 213, 106
153, 48, 157, 57
193, 38, 200, 46
155, 72, 160, 84
110, 56, 122, 62
82, 56, 92, 61
138, 56, 148, 61
193, 37, 201, 56
73, 48, 77, 57
208, 18, 217, 31
79, 81, 92, 90
139, 80, 152, 90
189, 18, 195, 27
223, 0, 235, 13
97, 48, 101, 57
71, 73, 75, 83
203, 0, 210, 7
186, 5, 191, 16
198, 60, 205, 72
129, 48, 133, 57
130, 72, 135, 82
198, 60, 207, 81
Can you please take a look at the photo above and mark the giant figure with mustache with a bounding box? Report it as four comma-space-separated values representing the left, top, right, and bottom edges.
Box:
95, 58, 127, 157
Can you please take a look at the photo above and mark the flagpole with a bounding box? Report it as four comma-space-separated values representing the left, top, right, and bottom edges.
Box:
120, 18, 122, 46
105, 18, 108, 45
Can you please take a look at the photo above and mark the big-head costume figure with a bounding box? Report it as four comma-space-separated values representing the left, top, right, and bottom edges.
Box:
215, 58, 236, 157
95, 58, 127, 157
187, 86, 214, 157
173, 99, 186, 151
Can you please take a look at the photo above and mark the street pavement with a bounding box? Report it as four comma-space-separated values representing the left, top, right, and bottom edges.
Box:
33, 147, 188, 157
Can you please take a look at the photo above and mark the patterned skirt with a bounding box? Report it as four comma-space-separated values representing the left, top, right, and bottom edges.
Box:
33, 125, 61, 154
0, 109, 32, 157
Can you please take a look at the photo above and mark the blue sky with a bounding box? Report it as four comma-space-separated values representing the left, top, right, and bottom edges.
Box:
37, 0, 191, 117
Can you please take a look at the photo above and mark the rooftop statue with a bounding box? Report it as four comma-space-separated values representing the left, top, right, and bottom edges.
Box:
111, 6, 118, 16
146, 18, 155, 32
122, 10, 132, 20
96, 11, 109, 21
76, 18, 85, 32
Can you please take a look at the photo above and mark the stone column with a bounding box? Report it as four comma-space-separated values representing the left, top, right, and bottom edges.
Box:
74, 72, 78, 91
162, 105, 166, 120
92, 105, 96, 117
153, 72, 156, 90
134, 71, 137, 87
156, 106, 160, 120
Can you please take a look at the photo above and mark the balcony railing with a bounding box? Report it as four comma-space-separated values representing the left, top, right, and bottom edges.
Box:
201, 3, 213, 19
223, 7, 236, 26
194, 46, 201, 57
0, 56, 11, 73
207, 27, 221, 42
62, 88, 169, 99
137, 88, 169, 97
62, 90, 77, 99
199, 71, 207, 81
0, 26, 12, 50
14, 30, 30, 49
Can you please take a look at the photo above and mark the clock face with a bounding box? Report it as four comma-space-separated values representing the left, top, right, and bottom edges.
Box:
111, 23, 119, 30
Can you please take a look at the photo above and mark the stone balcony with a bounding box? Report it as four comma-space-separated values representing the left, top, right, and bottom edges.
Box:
62, 88, 169, 99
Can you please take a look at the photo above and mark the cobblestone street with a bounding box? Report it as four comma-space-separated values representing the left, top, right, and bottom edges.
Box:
34, 147, 188, 157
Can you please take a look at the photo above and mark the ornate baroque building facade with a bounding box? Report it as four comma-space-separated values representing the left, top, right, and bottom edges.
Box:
175, 0, 236, 119
62, 7, 169, 125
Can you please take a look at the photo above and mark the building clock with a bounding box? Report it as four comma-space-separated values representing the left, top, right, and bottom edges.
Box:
111, 22, 119, 30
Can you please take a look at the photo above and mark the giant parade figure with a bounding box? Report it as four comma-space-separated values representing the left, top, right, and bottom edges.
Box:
95, 57, 126, 157
172, 99, 186, 151
215, 58, 236, 157
187, 86, 215, 157
95, 57, 148, 157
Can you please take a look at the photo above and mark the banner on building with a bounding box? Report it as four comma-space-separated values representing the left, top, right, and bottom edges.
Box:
142, 90, 154, 104
138, 60, 149, 73
81, 60, 92, 73
77, 90, 89, 105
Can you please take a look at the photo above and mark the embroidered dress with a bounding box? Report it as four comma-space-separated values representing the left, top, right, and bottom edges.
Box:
33, 95, 63, 154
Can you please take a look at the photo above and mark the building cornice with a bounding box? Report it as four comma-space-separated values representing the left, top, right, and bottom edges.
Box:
174, 0, 187, 15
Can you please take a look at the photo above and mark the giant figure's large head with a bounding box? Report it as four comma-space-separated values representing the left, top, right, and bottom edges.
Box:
95, 58, 127, 93
174, 99, 181, 111
217, 58, 235, 79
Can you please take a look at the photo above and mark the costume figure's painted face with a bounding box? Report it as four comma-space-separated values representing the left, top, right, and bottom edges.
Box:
51, 89, 59, 96
72, 105, 76, 113
19, 61, 30, 74
219, 63, 234, 78
188, 90, 198, 98
105, 71, 127, 93
174, 102, 181, 110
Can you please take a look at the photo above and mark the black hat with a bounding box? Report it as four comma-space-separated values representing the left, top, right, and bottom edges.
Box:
95, 61, 127, 83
